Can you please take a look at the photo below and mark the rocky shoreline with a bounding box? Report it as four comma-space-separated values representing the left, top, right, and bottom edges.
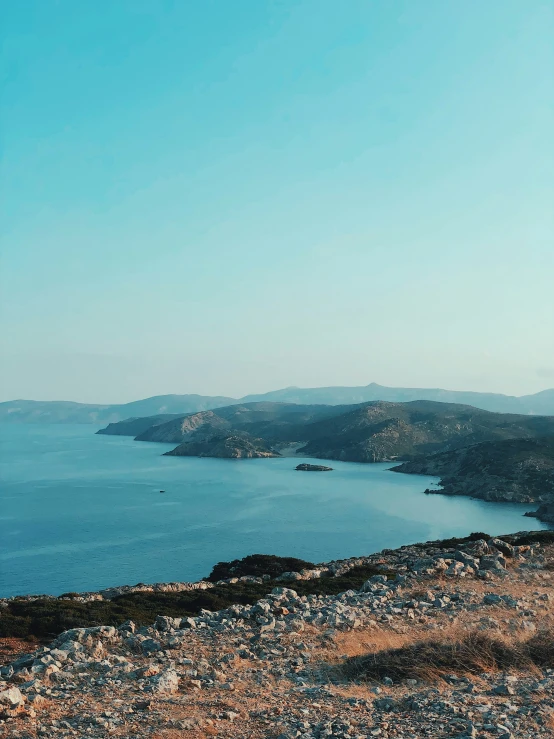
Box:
2, 531, 553, 738
391, 437, 554, 523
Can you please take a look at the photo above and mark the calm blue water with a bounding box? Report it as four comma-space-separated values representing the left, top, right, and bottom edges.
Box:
0, 424, 548, 597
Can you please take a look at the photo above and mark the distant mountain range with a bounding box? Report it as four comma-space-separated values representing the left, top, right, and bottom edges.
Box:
2, 383, 554, 423
241, 384, 554, 415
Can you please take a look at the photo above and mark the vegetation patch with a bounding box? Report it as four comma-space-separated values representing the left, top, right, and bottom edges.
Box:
511, 531, 554, 546
425, 532, 491, 549
206, 554, 316, 582
0, 563, 393, 641
417, 530, 554, 550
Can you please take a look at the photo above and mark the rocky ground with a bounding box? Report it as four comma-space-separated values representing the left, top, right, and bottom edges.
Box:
1, 534, 553, 739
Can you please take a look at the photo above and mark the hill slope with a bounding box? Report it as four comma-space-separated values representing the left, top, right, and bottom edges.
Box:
0, 394, 235, 425
295, 400, 554, 462
96, 414, 185, 437
132, 402, 349, 443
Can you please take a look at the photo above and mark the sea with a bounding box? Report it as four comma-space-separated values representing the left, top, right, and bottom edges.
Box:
0, 424, 549, 597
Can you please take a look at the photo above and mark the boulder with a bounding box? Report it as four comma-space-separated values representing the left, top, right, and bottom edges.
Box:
488, 538, 514, 557
141, 638, 163, 655
0, 686, 26, 718
147, 669, 180, 694
455, 550, 480, 568
276, 571, 304, 582
479, 555, 507, 571
155, 615, 182, 632
483, 593, 503, 605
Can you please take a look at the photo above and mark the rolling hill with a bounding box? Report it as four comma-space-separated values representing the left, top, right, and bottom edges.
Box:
0, 394, 234, 425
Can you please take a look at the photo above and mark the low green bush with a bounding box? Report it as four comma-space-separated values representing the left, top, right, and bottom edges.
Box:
429, 532, 491, 549
206, 554, 316, 582
512, 530, 554, 546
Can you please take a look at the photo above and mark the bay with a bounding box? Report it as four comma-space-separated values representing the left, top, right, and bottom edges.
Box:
0, 423, 549, 597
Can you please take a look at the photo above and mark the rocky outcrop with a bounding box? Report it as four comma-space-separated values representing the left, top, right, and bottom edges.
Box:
135, 410, 229, 442
163, 432, 279, 459
526, 503, 554, 524
132, 402, 345, 444
295, 463, 333, 471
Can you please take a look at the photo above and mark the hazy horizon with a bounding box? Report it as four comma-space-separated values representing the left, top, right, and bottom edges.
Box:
2, 378, 554, 407
2, 1, 553, 404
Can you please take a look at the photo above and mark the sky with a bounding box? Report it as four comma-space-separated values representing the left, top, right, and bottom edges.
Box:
1, 0, 553, 403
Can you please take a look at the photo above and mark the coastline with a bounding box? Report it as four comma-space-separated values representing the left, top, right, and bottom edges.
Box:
1, 530, 553, 737
2, 529, 552, 638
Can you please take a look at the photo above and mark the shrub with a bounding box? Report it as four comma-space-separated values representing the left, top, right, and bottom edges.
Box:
206, 554, 316, 582
512, 531, 554, 546
525, 627, 554, 667
431, 532, 491, 549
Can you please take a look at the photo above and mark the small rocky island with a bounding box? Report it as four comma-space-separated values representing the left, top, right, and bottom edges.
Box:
295, 463, 333, 471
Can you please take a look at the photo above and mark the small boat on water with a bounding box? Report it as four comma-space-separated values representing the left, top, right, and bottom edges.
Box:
159, 490, 165, 493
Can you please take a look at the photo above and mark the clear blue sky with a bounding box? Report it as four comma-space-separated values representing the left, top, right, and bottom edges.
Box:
1, 0, 553, 403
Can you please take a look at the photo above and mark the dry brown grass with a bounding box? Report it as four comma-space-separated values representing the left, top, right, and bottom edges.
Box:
333, 627, 408, 659
340, 626, 554, 683
526, 624, 554, 667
